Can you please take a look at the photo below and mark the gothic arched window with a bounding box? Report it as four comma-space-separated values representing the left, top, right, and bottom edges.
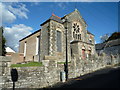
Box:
72, 22, 81, 40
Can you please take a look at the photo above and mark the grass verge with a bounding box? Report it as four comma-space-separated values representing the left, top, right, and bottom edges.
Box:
11, 62, 43, 67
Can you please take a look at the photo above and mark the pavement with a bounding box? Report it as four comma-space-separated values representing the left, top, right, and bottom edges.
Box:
47, 66, 120, 88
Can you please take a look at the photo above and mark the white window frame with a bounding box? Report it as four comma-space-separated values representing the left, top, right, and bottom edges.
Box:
36, 36, 39, 55
24, 42, 26, 57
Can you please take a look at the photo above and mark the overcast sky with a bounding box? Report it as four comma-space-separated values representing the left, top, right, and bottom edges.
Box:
1, 1, 119, 52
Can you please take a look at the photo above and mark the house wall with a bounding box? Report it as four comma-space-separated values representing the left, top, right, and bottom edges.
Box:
6, 52, 24, 64
19, 31, 40, 62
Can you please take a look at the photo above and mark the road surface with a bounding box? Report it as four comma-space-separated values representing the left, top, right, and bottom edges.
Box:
49, 66, 120, 88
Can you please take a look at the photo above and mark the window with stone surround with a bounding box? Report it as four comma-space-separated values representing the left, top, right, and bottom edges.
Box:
56, 30, 62, 52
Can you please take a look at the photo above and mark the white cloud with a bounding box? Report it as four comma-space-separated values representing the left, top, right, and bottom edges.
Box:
0, 2, 29, 25
0, 3, 16, 25
7, 3, 29, 19
3, 24, 33, 52
0, 2, 31, 52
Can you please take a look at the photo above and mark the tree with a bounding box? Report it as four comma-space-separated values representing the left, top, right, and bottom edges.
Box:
100, 34, 109, 43
0, 27, 6, 56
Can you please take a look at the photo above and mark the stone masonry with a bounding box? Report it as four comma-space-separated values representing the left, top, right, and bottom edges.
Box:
19, 9, 95, 63
0, 54, 120, 89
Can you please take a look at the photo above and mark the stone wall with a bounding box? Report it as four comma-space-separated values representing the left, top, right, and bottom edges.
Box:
7, 53, 24, 64
0, 56, 11, 89
3, 60, 58, 88
102, 45, 120, 55
40, 22, 49, 61
1, 54, 120, 89
48, 20, 65, 62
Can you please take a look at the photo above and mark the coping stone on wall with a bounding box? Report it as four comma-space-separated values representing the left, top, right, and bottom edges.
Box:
42, 60, 50, 67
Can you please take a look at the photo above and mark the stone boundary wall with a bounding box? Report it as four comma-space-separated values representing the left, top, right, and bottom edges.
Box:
0, 54, 120, 89
0, 56, 11, 90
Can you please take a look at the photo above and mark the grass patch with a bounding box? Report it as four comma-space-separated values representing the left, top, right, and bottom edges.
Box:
11, 62, 43, 67
57, 62, 65, 64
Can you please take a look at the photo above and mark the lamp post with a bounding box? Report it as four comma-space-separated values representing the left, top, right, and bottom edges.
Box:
64, 18, 70, 81
65, 26, 68, 81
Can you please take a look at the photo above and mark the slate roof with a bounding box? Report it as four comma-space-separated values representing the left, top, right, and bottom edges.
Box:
104, 39, 120, 48
95, 43, 106, 50
41, 14, 63, 26
50, 14, 63, 23
19, 29, 41, 42
95, 39, 120, 50
87, 30, 94, 36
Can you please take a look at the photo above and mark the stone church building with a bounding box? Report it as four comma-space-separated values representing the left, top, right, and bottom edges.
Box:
19, 9, 95, 63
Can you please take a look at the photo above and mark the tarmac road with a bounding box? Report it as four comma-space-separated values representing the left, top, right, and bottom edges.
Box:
49, 66, 120, 88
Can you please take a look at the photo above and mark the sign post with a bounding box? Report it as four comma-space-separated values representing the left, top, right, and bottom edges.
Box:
11, 69, 18, 90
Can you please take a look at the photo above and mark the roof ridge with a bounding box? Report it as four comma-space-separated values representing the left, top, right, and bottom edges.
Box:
52, 13, 61, 19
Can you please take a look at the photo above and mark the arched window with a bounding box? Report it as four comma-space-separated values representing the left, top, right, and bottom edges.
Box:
56, 30, 62, 52
72, 22, 81, 41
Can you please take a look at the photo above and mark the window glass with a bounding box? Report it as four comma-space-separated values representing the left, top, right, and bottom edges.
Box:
57, 31, 62, 52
